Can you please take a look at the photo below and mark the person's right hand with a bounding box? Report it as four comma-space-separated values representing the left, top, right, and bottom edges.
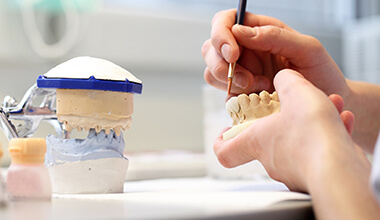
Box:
202, 9, 350, 100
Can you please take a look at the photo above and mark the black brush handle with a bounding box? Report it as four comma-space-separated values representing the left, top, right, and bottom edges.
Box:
236, 0, 247, 25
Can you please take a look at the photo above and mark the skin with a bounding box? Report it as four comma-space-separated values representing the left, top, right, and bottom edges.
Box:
202, 9, 380, 219
202, 9, 380, 152
214, 69, 379, 219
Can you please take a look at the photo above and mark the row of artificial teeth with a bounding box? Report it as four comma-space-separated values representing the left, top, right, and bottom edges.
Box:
63, 122, 131, 136
87, 128, 123, 143
226, 91, 279, 115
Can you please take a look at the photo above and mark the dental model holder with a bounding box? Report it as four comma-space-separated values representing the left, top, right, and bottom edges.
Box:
0, 75, 142, 140
0, 84, 65, 140
0, 56, 143, 142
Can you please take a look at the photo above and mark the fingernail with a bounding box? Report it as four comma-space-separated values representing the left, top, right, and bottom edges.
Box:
221, 43, 231, 61
236, 25, 257, 37
233, 74, 248, 89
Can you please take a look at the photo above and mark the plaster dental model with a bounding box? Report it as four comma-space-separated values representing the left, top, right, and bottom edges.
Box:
223, 91, 280, 140
46, 129, 127, 193
37, 56, 143, 194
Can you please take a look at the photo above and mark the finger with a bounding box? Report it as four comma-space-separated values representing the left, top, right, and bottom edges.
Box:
211, 9, 240, 63
203, 41, 272, 94
327, 94, 355, 135
201, 39, 212, 60
232, 25, 325, 68
232, 64, 272, 93
242, 12, 293, 31
273, 69, 344, 123
238, 47, 263, 76
213, 128, 246, 168
204, 39, 252, 88
203, 39, 229, 83
273, 69, 311, 108
204, 66, 271, 94
210, 10, 294, 64
328, 94, 344, 113
214, 135, 254, 168
274, 69, 350, 138
203, 37, 272, 92
340, 110, 355, 135
204, 67, 228, 91
213, 117, 275, 168
203, 38, 252, 89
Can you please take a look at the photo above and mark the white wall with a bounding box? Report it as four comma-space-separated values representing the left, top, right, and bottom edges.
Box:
343, 16, 380, 84
0, 0, 355, 154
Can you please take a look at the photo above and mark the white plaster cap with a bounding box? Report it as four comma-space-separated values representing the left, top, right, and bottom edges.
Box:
44, 56, 142, 84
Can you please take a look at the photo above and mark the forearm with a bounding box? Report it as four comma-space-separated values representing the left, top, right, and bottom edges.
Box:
345, 80, 380, 153
308, 144, 380, 220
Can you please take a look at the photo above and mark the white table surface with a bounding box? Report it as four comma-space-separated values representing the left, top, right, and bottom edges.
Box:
0, 177, 313, 220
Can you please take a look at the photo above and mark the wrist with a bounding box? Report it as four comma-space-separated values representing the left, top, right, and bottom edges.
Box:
304, 137, 359, 194
343, 79, 356, 112
342, 79, 380, 152
306, 141, 374, 219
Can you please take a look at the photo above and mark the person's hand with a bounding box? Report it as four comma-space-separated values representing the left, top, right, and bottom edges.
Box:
213, 69, 368, 192
202, 9, 349, 100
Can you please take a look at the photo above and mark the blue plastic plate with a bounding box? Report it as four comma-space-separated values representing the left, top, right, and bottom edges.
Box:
37, 75, 142, 94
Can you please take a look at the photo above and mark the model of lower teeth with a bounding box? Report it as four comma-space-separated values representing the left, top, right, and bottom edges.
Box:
37, 56, 143, 194
46, 129, 128, 193
223, 91, 280, 140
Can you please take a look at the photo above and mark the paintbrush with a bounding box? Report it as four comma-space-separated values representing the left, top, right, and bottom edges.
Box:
227, 0, 247, 96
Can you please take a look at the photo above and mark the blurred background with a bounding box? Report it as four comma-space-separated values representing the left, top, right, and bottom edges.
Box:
1, 0, 380, 178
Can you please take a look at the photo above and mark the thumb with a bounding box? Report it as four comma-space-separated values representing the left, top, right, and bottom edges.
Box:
213, 69, 310, 168
213, 112, 280, 168
214, 69, 323, 169
273, 69, 321, 111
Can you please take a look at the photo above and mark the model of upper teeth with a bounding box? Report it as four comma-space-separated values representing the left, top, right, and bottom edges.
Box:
56, 88, 132, 136
37, 56, 143, 194
223, 90, 280, 140
41, 56, 142, 135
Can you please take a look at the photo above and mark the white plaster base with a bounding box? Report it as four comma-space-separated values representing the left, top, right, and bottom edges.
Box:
48, 158, 128, 194
223, 120, 256, 141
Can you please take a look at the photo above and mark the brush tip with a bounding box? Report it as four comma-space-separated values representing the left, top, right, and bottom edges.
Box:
227, 78, 232, 95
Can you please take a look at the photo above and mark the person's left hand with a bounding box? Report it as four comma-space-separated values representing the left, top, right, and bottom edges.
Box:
213, 69, 363, 192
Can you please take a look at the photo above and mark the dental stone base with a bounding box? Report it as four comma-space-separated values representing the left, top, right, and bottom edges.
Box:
56, 89, 134, 135
46, 130, 128, 194
223, 91, 280, 140
223, 120, 256, 141
49, 158, 128, 194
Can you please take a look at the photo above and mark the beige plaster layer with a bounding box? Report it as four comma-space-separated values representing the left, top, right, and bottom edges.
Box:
56, 89, 133, 135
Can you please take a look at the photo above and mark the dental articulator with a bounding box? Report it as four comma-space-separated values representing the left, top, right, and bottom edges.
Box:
0, 56, 143, 194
